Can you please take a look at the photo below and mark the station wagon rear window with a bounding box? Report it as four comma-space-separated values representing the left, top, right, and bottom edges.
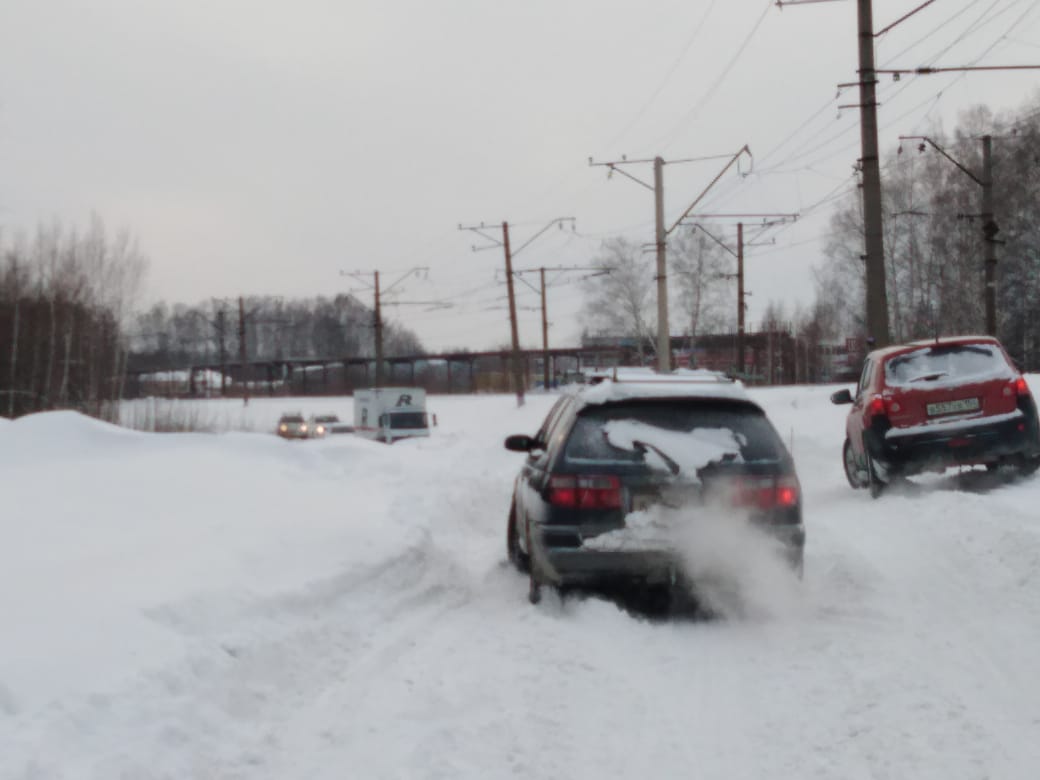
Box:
884, 343, 1013, 387
562, 401, 786, 467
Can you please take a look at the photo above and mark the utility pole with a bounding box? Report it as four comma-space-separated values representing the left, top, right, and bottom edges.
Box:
856, 0, 890, 347
458, 218, 575, 407
540, 267, 549, 390
238, 296, 249, 406
898, 134, 999, 335
737, 222, 745, 374
590, 147, 751, 372
981, 134, 997, 336
341, 267, 429, 389
216, 308, 227, 396
688, 214, 797, 377
502, 223, 524, 405
653, 157, 669, 371
512, 264, 608, 391
373, 271, 383, 386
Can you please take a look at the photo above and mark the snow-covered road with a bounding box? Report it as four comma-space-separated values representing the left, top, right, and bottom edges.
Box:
3, 385, 1040, 778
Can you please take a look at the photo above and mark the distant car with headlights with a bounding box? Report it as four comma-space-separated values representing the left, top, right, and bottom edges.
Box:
276, 413, 309, 440
831, 335, 1040, 496
504, 368, 804, 605
307, 413, 352, 437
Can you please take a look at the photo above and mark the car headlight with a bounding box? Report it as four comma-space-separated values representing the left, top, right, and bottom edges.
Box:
317, 426, 325, 434
280, 424, 287, 432
301, 424, 308, 432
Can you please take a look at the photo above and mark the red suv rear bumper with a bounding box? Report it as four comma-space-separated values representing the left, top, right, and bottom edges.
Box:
865, 409, 1040, 473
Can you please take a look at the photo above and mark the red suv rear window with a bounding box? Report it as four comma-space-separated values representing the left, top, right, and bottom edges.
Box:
884, 343, 1013, 387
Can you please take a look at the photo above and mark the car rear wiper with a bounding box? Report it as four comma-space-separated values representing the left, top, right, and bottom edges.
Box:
910, 371, 948, 382
631, 439, 681, 476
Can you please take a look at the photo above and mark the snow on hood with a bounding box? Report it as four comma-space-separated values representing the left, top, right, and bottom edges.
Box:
603, 419, 744, 476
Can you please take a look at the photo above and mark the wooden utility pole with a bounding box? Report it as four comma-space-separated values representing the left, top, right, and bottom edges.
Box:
857, 0, 890, 347
238, 296, 249, 406
502, 222, 524, 406
981, 134, 997, 336
458, 218, 574, 406
373, 270, 384, 387
737, 222, 745, 375
686, 214, 796, 376
216, 308, 227, 396
540, 267, 550, 390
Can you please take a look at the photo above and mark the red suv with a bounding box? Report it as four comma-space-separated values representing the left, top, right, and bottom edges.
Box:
831, 335, 1040, 496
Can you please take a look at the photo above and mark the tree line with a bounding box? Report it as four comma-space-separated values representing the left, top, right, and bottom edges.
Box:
129, 295, 425, 376
0, 217, 145, 419
817, 96, 1040, 365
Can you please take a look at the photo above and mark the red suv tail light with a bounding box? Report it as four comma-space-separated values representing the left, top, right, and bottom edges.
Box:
548, 475, 623, 509
1015, 376, 1030, 396
731, 475, 800, 510
869, 396, 886, 416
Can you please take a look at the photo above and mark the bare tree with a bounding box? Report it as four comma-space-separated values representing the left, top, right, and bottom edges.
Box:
580, 237, 656, 362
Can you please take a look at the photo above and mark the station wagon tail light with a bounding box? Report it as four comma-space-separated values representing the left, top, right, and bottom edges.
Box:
731, 476, 800, 510
548, 475, 622, 509
1015, 377, 1030, 395
869, 396, 886, 416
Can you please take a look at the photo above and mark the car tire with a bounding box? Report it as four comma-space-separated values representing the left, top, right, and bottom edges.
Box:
842, 438, 865, 489
1015, 455, 1040, 478
506, 501, 530, 573
866, 451, 886, 499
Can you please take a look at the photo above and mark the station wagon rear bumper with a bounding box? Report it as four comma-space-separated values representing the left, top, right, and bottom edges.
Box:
537, 524, 805, 586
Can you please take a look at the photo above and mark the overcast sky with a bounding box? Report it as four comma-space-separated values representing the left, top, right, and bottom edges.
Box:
2, 1, 1039, 352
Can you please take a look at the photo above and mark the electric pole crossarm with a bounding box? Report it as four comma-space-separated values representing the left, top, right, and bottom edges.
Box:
878, 65, 1040, 76
691, 224, 738, 258
666, 145, 752, 235
874, 0, 936, 37
512, 218, 575, 258
898, 135, 982, 185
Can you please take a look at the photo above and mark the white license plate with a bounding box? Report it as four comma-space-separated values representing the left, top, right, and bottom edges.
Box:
927, 397, 980, 416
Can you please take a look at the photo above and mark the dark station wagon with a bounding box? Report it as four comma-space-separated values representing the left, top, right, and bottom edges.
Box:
505, 369, 805, 605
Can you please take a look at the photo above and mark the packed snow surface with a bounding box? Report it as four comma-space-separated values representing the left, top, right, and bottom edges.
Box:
4, 382, 1040, 778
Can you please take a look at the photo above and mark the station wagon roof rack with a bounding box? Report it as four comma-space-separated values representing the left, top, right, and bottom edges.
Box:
585, 366, 735, 385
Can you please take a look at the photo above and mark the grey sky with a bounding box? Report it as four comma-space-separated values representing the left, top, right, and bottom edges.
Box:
2, 1, 1039, 352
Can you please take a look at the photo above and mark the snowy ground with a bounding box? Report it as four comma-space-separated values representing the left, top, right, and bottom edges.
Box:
4, 383, 1040, 778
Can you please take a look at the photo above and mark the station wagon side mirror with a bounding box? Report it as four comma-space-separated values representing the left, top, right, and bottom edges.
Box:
830, 388, 854, 405
504, 434, 536, 452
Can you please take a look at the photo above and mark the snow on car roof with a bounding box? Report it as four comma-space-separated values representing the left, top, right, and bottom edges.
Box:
572, 368, 752, 407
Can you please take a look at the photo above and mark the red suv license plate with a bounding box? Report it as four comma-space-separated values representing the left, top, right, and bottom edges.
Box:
927, 397, 980, 416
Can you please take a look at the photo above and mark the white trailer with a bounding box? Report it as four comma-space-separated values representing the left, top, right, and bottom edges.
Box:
353, 387, 432, 443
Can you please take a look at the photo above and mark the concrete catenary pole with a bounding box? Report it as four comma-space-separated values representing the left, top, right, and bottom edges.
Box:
857, 0, 891, 347
502, 222, 525, 406
654, 156, 671, 371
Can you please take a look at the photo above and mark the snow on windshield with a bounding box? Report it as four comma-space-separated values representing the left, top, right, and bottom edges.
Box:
885, 343, 1014, 387
602, 419, 744, 475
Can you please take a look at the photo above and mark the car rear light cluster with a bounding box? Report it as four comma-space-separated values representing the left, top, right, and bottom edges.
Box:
548, 475, 623, 509
730, 476, 800, 511
870, 395, 901, 415
1014, 377, 1030, 396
